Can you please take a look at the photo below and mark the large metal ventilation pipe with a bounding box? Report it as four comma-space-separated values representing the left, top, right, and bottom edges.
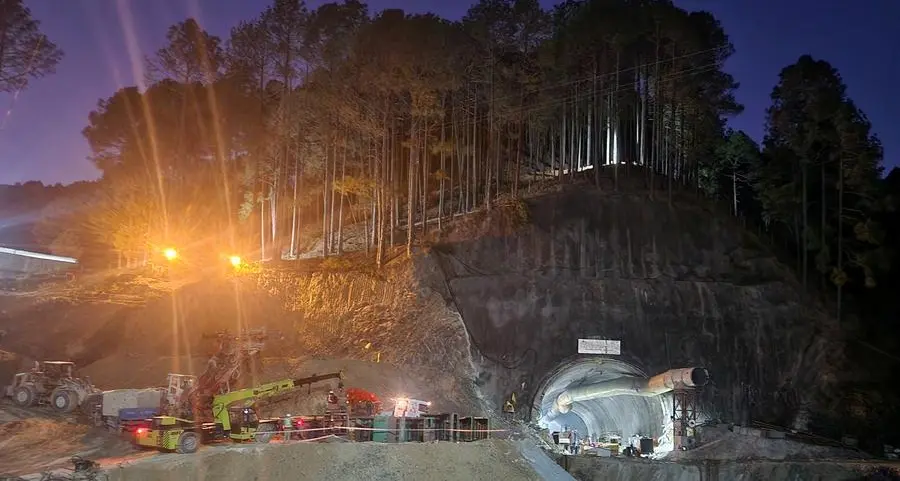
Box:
545, 367, 709, 420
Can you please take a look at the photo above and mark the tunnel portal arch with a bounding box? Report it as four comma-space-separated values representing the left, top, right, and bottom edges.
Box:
530, 356, 672, 448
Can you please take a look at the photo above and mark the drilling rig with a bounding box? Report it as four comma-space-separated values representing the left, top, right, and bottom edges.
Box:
168, 328, 275, 420
86, 328, 279, 431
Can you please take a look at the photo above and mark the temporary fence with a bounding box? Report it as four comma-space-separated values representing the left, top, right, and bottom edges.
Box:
257, 414, 504, 444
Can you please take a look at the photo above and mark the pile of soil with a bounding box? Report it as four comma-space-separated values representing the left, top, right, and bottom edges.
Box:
105, 439, 542, 481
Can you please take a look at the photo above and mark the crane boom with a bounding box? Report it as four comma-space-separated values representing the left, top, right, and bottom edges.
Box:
212, 370, 344, 432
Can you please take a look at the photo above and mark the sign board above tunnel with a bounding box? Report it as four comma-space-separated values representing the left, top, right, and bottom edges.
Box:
577, 339, 621, 355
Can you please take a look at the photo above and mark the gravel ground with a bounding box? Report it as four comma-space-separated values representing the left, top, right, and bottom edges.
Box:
102, 439, 543, 481
671, 427, 868, 461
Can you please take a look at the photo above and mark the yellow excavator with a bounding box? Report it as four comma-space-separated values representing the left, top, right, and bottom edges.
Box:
134, 371, 344, 453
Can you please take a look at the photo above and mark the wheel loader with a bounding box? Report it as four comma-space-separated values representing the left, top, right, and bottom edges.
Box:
5, 360, 99, 412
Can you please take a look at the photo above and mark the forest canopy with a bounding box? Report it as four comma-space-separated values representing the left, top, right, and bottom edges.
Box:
25, 0, 893, 316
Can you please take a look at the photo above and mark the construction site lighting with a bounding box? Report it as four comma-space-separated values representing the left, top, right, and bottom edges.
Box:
229, 255, 241, 267
163, 248, 178, 261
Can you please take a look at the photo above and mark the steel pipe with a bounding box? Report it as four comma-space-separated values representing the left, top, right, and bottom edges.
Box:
545, 367, 708, 420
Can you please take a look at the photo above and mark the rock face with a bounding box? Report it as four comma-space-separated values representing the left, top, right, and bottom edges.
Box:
427, 187, 838, 424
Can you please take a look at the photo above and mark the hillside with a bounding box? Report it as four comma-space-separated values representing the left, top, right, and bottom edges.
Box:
2, 181, 843, 424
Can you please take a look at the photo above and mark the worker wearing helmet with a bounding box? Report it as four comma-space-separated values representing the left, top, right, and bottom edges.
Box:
326, 390, 339, 416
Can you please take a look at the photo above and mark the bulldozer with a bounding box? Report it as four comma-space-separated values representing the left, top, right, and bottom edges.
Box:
5, 360, 99, 412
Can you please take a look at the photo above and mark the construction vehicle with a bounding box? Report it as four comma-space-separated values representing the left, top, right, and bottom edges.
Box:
5, 361, 99, 412
84, 373, 197, 433
167, 328, 270, 418
89, 328, 269, 434
134, 371, 344, 453
346, 388, 382, 416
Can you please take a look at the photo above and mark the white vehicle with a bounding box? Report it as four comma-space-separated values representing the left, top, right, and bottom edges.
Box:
85, 373, 197, 432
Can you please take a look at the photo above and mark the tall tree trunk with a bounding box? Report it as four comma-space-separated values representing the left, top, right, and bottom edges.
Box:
486, 56, 494, 211
329, 138, 338, 253
732, 162, 738, 216
376, 104, 389, 268
406, 121, 416, 258
471, 90, 477, 211
820, 161, 826, 292
260, 195, 266, 261
439, 98, 446, 229
322, 146, 329, 257
289, 151, 299, 259
667, 44, 675, 206
651, 28, 660, 200
269, 180, 278, 250
337, 138, 347, 255
421, 122, 429, 239
591, 60, 599, 187
560, 101, 567, 183
515, 117, 523, 198
837, 155, 843, 322
390, 116, 397, 247
639, 64, 647, 169
802, 160, 808, 289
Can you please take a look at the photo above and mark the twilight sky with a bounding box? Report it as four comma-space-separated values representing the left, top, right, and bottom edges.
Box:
0, 0, 897, 185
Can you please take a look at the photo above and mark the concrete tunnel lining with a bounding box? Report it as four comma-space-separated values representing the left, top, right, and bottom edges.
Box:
532, 357, 671, 447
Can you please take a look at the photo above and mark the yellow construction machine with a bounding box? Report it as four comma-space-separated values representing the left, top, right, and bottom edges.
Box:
134, 371, 344, 453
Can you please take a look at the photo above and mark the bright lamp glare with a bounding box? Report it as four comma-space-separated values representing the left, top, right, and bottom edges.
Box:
229, 256, 241, 267
163, 248, 178, 260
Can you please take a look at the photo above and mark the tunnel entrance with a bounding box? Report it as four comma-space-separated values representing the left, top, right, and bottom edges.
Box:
531, 357, 681, 453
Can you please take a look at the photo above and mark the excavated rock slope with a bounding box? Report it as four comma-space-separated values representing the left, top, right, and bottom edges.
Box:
425, 185, 840, 424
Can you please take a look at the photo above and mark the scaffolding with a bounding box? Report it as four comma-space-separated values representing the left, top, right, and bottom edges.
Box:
672, 388, 699, 450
